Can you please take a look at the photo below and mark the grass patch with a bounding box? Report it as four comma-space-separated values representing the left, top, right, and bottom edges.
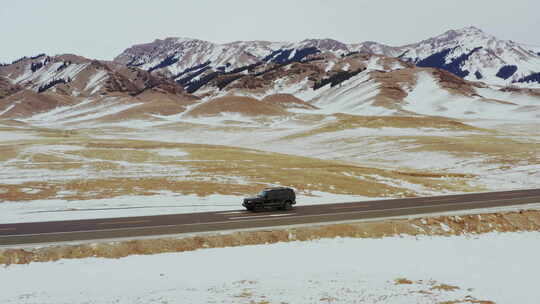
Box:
394, 278, 413, 285
431, 283, 460, 291
0, 145, 19, 162
67, 148, 172, 163
1, 137, 480, 201
283, 114, 484, 140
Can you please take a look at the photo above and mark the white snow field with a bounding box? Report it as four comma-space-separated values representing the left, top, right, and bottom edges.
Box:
1, 232, 539, 303
404, 72, 540, 120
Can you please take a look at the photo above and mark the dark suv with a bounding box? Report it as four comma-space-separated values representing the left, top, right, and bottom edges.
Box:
242, 187, 296, 211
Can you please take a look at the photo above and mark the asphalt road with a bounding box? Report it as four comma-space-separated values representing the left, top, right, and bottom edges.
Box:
1, 188, 540, 246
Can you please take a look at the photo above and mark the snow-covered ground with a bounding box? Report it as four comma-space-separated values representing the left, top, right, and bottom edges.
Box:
2, 232, 538, 303
404, 72, 540, 120
21, 97, 143, 127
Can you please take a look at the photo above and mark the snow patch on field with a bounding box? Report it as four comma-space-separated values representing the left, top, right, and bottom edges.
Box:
22, 98, 94, 123
0, 105, 14, 117
83, 70, 108, 94
21, 98, 142, 127
1, 232, 539, 303
151, 149, 188, 158
58, 103, 142, 125
97, 119, 170, 129
0, 154, 193, 185
21, 144, 84, 154
0, 131, 37, 141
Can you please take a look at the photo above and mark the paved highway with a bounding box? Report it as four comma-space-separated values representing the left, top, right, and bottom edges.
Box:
1, 189, 539, 246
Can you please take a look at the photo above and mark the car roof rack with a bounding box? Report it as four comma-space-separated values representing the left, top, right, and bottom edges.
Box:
263, 186, 292, 190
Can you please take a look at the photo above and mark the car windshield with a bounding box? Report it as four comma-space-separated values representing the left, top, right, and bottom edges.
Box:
258, 190, 267, 197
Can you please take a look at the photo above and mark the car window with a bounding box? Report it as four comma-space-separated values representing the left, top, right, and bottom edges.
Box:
258, 190, 267, 197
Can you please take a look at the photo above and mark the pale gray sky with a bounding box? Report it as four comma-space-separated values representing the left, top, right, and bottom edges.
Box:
1, 0, 539, 63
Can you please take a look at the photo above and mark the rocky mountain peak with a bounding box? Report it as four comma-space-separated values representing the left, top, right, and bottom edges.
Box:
294, 38, 350, 52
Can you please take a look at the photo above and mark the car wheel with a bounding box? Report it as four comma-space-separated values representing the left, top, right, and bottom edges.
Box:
283, 201, 292, 211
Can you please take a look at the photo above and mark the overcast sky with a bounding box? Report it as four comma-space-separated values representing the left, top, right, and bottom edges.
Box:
1, 0, 539, 63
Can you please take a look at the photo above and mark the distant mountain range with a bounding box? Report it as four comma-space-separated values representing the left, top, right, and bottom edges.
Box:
114, 26, 540, 88
1, 26, 539, 125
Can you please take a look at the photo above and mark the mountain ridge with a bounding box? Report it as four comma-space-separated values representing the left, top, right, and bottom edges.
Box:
1, 26, 540, 126
113, 26, 540, 88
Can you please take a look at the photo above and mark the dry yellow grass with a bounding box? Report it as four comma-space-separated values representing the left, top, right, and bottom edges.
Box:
0, 145, 19, 162
61, 177, 261, 200
1, 116, 535, 203
261, 93, 318, 109
178, 143, 476, 197
67, 148, 170, 163
431, 284, 460, 291
14, 153, 84, 171
0, 182, 58, 202
1, 134, 481, 202
406, 135, 540, 156
36, 128, 79, 138
283, 114, 485, 140
186, 96, 288, 117
394, 278, 414, 285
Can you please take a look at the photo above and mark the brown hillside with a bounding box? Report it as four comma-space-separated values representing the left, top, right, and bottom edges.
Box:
369, 67, 489, 113
369, 69, 416, 111
429, 68, 483, 96
94, 94, 198, 123
225, 61, 324, 95
261, 94, 318, 110
0, 90, 76, 118
185, 96, 288, 117
0, 54, 191, 100
0, 77, 21, 99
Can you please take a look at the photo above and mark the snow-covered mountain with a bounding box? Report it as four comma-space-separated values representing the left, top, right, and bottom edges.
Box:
114, 27, 540, 89
114, 38, 283, 78
353, 27, 540, 88
0, 53, 190, 97
386, 26, 540, 87
1, 26, 540, 125
113, 37, 352, 82
187, 50, 540, 121
0, 54, 196, 122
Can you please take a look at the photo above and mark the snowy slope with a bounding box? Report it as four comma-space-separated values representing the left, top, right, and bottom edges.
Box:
114, 37, 359, 81
1, 55, 95, 94
114, 37, 287, 77
404, 71, 540, 120
190, 49, 540, 120
378, 27, 540, 87
0, 54, 190, 98
0, 54, 111, 97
